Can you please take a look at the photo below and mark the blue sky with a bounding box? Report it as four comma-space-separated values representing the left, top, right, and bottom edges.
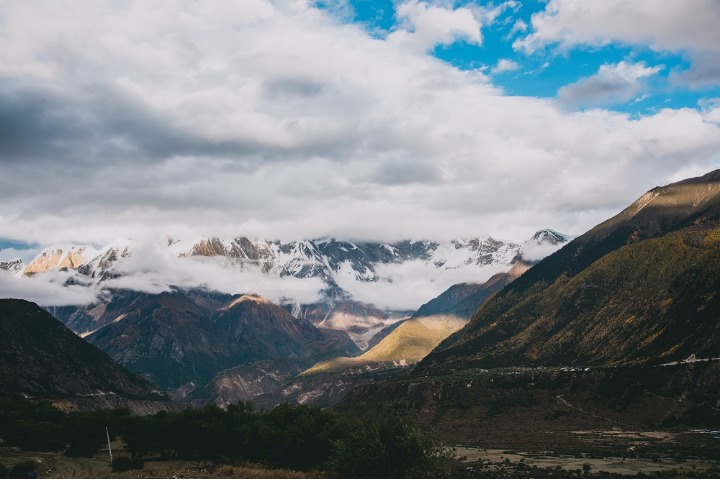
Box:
322, 0, 720, 115
1, 0, 720, 260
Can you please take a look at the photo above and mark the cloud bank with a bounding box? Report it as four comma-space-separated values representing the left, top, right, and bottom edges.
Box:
0, 0, 719, 251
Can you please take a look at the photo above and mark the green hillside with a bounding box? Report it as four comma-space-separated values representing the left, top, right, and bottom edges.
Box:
416, 170, 720, 375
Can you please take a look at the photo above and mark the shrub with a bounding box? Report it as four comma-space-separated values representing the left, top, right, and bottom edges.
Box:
327, 411, 451, 478
111, 455, 144, 472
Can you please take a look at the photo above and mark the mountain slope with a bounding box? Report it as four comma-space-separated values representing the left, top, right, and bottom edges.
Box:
416, 169, 720, 375
0, 298, 171, 412
412, 260, 531, 320
85, 290, 231, 389
83, 290, 359, 391
269, 259, 534, 407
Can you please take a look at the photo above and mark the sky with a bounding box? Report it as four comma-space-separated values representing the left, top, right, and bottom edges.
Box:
2, 0, 720, 262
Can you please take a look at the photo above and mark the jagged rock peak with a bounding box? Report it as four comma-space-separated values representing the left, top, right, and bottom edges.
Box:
529, 229, 570, 245
0, 258, 24, 274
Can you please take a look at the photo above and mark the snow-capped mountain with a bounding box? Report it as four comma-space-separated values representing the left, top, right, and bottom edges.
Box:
0, 258, 24, 274
76, 239, 136, 281
18, 231, 569, 349
183, 235, 520, 287
22, 244, 98, 275
520, 228, 573, 262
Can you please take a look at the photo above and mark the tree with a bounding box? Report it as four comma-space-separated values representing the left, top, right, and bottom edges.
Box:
328, 410, 451, 478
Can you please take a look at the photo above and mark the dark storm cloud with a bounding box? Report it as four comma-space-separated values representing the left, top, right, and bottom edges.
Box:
0, 79, 270, 170
0, 80, 91, 160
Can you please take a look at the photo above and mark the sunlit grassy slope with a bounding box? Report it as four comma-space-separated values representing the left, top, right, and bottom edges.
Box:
303, 315, 467, 375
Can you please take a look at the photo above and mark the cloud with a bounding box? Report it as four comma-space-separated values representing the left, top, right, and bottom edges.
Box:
514, 0, 720, 86
101, 241, 325, 304
508, 19, 527, 37
0, 238, 326, 307
491, 58, 519, 75
387, 1, 483, 52
332, 258, 507, 310
558, 61, 663, 108
700, 98, 720, 125
0, 269, 100, 306
0, 0, 718, 252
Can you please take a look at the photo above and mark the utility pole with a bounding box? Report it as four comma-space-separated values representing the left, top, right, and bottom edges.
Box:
106, 427, 113, 464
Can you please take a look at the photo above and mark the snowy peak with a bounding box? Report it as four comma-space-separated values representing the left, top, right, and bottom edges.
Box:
79, 239, 136, 280
529, 229, 570, 245
520, 229, 572, 262
0, 258, 24, 274
180, 236, 522, 285
23, 244, 98, 275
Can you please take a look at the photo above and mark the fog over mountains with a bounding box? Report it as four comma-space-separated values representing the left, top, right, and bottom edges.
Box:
0, 230, 568, 315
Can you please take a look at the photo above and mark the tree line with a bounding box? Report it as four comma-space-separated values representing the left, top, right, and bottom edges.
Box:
0, 397, 450, 478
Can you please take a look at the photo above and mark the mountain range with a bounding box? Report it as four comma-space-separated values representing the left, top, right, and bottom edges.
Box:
2, 169, 719, 462
7, 231, 564, 347
338, 170, 720, 442
1, 230, 566, 408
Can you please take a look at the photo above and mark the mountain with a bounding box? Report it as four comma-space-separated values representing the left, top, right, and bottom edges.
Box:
412, 260, 531, 320
289, 299, 412, 349
22, 234, 533, 347
259, 259, 535, 409
416, 169, 720, 375
337, 171, 720, 444
75, 290, 358, 395
22, 245, 97, 275
184, 236, 520, 287
305, 315, 468, 376
0, 298, 171, 413
0, 258, 24, 274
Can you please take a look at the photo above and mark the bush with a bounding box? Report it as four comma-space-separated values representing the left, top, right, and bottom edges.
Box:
9, 460, 36, 479
111, 455, 144, 472
327, 411, 451, 478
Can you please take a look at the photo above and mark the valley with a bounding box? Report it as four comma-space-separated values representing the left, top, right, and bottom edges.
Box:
2, 171, 720, 478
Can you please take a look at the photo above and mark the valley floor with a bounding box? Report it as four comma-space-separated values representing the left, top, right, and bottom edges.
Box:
0, 446, 321, 478
3, 429, 720, 479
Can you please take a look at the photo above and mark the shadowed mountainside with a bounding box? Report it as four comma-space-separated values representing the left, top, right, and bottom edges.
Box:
0, 298, 171, 413
85, 291, 359, 392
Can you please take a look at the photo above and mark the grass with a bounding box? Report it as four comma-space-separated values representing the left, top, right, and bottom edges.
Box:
0, 445, 321, 478
303, 315, 466, 375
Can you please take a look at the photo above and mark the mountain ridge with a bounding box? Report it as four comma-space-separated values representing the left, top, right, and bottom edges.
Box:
0, 298, 172, 413
415, 169, 720, 375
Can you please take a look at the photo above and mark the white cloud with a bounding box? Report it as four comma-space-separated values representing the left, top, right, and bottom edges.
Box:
558, 61, 663, 108
102, 241, 325, 304
508, 19, 527, 37
491, 58, 519, 75
333, 259, 506, 310
387, 0, 483, 52
0, 238, 326, 307
0, 269, 100, 306
700, 98, 720, 125
514, 0, 720, 86
0, 0, 717, 254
